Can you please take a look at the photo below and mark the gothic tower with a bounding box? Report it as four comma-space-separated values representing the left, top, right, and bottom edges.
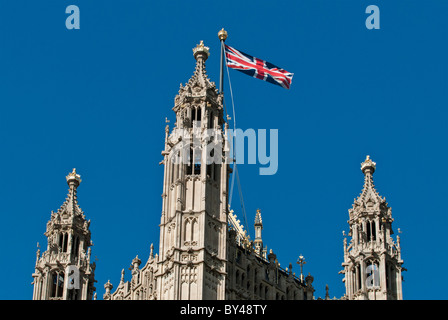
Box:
103, 38, 316, 301
32, 169, 96, 300
156, 41, 229, 299
340, 156, 404, 300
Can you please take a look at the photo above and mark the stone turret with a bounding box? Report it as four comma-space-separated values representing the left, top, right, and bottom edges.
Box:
32, 169, 96, 300
340, 156, 405, 300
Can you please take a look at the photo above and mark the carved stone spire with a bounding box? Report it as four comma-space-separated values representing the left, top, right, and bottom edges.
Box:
174, 41, 219, 117
32, 169, 96, 300
356, 156, 384, 208
184, 41, 214, 90
53, 168, 85, 220
341, 156, 405, 300
348, 156, 390, 225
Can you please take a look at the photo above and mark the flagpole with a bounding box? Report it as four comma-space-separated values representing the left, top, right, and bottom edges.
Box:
218, 28, 227, 94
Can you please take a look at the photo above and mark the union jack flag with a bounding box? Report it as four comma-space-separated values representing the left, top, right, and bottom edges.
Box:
224, 45, 294, 89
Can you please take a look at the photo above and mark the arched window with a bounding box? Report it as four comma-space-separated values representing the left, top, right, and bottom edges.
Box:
57, 233, 68, 253
51, 271, 64, 298
366, 221, 377, 242
186, 147, 193, 175
186, 145, 201, 175
191, 107, 201, 127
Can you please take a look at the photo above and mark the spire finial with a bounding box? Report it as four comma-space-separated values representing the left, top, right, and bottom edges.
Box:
193, 40, 210, 61
361, 155, 376, 175
104, 279, 113, 290
254, 208, 263, 225
297, 254, 306, 282
66, 168, 82, 186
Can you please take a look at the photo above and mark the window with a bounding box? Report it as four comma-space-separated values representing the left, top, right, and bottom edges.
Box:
206, 150, 216, 180
208, 111, 214, 129
366, 221, 377, 242
186, 146, 201, 175
236, 251, 242, 264
191, 107, 201, 127
356, 265, 362, 291
59, 233, 69, 253
51, 271, 64, 298
71, 236, 80, 258
194, 149, 201, 175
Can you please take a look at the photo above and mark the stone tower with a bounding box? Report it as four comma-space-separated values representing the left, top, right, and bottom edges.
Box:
103, 39, 316, 301
32, 169, 96, 300
157, 40, 229, 299
340, 156, 404, 300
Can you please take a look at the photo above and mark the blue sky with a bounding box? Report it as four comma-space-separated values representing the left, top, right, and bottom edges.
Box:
0, 0, 447, 300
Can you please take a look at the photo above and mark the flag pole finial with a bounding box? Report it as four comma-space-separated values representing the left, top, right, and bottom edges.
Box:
218, 28, 228, 41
